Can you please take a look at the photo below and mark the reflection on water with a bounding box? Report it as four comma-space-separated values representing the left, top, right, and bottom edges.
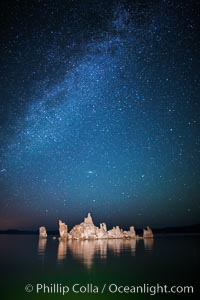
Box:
37, 238, 154, 268
54, 238, 150, 268
68, 240, 100, 268
38, 238, 47, 255
144, 238, 154, 250
123, 239, 136, 255
97, 239, 107, 259
57, 240, 67, 263
1, 235, 199, 300
107, 239, 123, 255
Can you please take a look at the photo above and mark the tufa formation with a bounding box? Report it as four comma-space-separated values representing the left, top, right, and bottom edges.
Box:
40, 213, 153, 240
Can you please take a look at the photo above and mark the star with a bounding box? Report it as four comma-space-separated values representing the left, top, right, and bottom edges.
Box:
88, 171, 94, 175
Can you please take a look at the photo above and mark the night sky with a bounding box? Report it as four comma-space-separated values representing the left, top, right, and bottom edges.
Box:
0, 0, 199, 230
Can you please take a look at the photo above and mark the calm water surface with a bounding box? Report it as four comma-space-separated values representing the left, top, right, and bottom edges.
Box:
0, 235, 199, 299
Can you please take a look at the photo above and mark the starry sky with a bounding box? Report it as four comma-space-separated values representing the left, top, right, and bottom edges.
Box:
0, 0, 200, 230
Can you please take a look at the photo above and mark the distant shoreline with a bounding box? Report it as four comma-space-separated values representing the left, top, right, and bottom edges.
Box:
0, 224, 200, 235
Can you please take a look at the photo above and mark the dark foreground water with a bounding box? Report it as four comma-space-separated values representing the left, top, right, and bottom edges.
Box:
0, 234, 199, 299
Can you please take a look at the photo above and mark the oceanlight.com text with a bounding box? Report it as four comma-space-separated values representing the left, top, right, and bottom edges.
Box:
25, 282, 194, 296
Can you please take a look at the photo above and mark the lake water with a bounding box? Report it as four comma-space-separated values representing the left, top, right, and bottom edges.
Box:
0, 234, 199, 299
